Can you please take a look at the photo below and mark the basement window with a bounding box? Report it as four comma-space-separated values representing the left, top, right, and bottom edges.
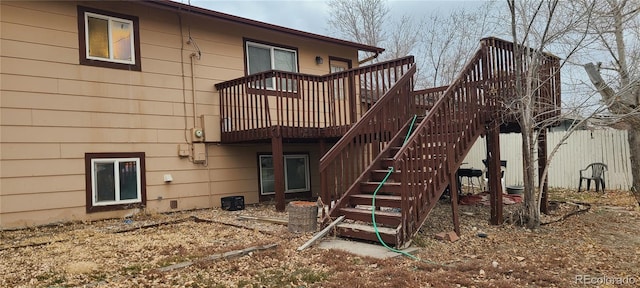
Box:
78, 6, 141, 71
259, 154, 310, 195
85, 152, 146, 212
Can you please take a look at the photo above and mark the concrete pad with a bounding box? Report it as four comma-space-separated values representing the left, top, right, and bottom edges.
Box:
317, 239, 419, 259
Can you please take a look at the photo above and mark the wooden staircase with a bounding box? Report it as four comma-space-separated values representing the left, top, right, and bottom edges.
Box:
334, 128, 414, 246
319, 37, 561, 247
330, 111, 485, 246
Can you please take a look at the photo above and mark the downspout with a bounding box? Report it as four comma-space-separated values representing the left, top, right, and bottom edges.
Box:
176, 2, 212, 208
358, 51, 381, 65
178, 12, 190, 144
188, 39, 211, 207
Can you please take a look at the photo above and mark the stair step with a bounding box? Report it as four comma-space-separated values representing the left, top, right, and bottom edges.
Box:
372, 169, 399, 173
337, 222, 397, 234
381, 158, 395, 167
371, 169, 400, 182
339, 207, 401, 227
360, 181, 402, 194
349, 194, 402, 207
336, 222, 399, 245
381, 156, 428, 167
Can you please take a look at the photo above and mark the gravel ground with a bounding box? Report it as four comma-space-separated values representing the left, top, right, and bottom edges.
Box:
1, 189, 638, 287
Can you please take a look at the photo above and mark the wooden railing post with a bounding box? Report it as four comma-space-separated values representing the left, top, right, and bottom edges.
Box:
349, 72, 357, 124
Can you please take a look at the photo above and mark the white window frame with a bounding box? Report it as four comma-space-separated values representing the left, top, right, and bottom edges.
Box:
91, 157, 142, 206
84, 12, 136, 65
259, 154, 310, 195
246, 41, 298, 90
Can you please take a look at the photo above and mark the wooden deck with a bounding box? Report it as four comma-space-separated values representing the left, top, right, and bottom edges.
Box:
215, 57, 416, 143
220, 125, 352, 143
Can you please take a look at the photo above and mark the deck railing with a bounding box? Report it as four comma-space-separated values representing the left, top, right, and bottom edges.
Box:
319, 64, 417, 212
393, 46, 490, 244
482, 37, 562, 123
392, 37, 561, 244
214, 56, 415, 142
413, 86, 448, 112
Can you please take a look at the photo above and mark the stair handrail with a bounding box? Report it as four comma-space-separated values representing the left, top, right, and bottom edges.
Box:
320, 64, 417, 170
392, 45, 488, 165
391, 43, 490, 244
319, 64, 417, 210
370, 112, 418, 251
391, 38, 561, 245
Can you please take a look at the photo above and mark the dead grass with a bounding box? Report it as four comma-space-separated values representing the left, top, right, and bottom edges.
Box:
1, 191, 638, 287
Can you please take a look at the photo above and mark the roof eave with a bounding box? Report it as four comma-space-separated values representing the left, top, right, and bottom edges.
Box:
143, 0, 385, 54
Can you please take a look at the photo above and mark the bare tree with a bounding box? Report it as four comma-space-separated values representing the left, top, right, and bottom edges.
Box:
384, 15, 423, 60
326, 0, 424, 95
419, 3, 500, 88
327, 0, 498, 89
581, 0, 640, 205
327, 0, 389, 61
504, 0, 596, 228
326, 0, 427, 64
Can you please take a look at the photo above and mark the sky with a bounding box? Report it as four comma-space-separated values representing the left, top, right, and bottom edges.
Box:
185, 0, 487, 37
177, 0, 603, 111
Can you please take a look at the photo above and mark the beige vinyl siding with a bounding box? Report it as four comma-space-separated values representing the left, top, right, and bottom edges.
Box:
1, 0, 356, 228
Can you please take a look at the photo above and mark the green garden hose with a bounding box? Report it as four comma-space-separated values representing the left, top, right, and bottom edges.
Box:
370, 114, 443, 265
371, 167, 419, 260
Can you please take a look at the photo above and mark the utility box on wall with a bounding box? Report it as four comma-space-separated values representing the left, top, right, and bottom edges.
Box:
177, 144, 190, 157
202, 115, 220, 142
193, 143, 206, 163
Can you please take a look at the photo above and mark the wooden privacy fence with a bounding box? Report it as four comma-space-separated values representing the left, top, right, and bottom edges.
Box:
462, 129, 632, 190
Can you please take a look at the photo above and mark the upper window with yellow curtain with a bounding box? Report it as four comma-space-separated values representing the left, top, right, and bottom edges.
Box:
77, 6, 141, 71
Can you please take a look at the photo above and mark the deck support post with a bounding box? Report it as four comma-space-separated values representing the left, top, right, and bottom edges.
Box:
271, 128, 285, 212
449, 169, 461, 235
487, 123, 503, 225
319, 138, 328, 220
538, 128, 549, 214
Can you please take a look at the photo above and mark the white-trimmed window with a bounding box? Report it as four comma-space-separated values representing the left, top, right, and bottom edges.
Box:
85, 12, 134, 64
259, 154, 310, 195
78, 6, 141, 71
85, 152, 146, 212
246, 41, 298, 90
